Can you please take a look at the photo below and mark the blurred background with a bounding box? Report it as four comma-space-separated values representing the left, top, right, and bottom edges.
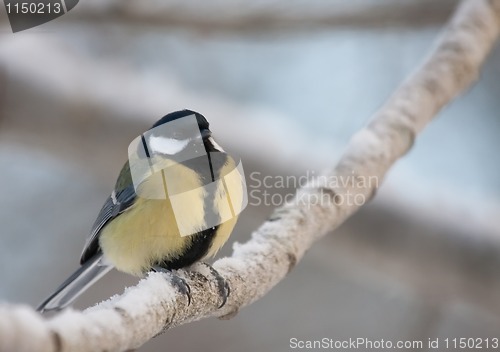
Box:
1, 0, 500, 351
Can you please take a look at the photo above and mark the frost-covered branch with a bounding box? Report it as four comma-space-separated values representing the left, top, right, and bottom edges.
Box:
1, 1, 500, 351
0, 0, 456, 30
63, 0, 456, 30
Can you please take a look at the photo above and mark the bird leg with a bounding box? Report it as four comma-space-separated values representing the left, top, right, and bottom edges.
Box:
192, 262, 230, 308
152, 266, 191, 306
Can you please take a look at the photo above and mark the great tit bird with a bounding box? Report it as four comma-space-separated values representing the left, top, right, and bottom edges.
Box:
37, 109, 245, 312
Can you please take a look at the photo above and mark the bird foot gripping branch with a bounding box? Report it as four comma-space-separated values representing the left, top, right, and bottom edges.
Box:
152, 266, 192, 306
191, 262, 231, 309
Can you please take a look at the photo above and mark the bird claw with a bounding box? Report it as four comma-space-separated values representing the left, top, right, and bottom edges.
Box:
196, 262, 230, 308
152, 266, 191, 306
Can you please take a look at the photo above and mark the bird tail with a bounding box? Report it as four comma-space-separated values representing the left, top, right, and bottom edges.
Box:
37, 253, 113, 313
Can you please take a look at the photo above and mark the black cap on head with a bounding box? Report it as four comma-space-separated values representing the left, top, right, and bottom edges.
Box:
151, 109, 210, 131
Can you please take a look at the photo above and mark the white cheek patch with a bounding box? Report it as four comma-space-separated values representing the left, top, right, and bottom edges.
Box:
209, 137, 225, 152
148, 135, 190, 155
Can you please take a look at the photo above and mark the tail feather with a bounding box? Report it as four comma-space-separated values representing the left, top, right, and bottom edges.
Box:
37, 253, 113, 313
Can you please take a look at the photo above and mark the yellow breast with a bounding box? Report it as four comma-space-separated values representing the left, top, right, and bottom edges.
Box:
99, 156, 243, 276
99, 159, 204, 275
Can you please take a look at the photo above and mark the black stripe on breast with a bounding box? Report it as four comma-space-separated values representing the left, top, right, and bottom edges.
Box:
155, 141, 229, 270
156, 225, 219, 270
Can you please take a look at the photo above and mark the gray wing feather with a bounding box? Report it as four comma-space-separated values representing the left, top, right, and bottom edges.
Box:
80, 185, 137, 264
38, 183, 136, 312
37, 253, 113, 312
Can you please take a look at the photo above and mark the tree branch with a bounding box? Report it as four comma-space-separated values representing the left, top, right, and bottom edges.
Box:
62, 0, 457, 30
0, 0, 457, 30
1, 1, 499, 351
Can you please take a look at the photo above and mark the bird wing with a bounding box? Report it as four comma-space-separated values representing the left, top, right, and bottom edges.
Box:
80, 185, 137, 264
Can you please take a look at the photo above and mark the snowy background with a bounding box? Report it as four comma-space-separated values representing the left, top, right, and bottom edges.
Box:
0, 1, 500, 351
